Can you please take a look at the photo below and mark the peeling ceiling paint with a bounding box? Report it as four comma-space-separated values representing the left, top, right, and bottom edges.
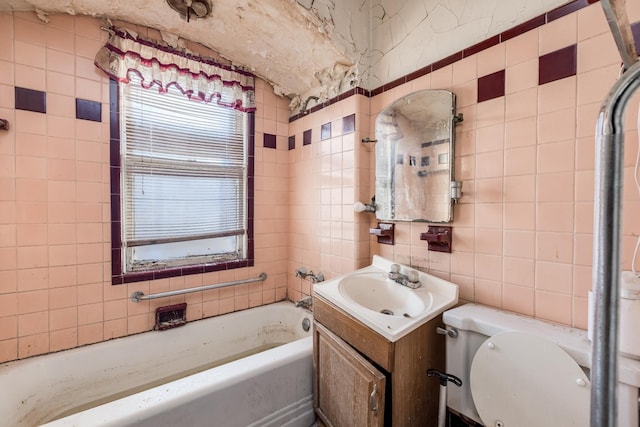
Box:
0, 0, 572, 111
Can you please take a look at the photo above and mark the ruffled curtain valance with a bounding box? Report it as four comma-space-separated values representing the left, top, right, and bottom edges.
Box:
95, 27, 256, 112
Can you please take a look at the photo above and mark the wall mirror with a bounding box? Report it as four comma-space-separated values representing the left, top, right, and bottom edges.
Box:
374, 89, 457, 223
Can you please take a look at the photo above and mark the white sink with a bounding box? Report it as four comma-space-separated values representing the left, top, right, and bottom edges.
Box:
338, 272, 433, 317
313, 255, 458, 342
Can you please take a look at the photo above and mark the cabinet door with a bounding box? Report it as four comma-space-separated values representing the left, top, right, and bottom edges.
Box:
314, 322, 386, 427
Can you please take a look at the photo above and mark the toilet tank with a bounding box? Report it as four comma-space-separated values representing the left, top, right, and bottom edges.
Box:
442, 304, 591, 425
442, 304, 640, 427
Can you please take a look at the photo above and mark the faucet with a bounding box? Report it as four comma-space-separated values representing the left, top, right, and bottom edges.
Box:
295, 295, 313, 309
295, 267, 325, 283
388, 264, 421, 289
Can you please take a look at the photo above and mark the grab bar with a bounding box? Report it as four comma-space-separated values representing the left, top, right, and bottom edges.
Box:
130, 273, 267, 302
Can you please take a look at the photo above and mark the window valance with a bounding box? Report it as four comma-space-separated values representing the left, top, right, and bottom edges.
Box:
95, 27, 256, 112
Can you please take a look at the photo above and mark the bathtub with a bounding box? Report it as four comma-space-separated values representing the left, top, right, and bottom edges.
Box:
1, 301, 315, 427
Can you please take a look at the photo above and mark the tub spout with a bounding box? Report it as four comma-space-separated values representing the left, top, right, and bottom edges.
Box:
295, 295, 313, 309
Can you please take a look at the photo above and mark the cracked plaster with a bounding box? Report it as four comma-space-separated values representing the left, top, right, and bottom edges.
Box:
1, 0, 571, 113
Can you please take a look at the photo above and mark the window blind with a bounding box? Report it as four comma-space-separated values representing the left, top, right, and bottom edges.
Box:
121, 74, 247, 268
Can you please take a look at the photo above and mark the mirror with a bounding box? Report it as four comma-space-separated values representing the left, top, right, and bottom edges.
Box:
374, 89, 457, 223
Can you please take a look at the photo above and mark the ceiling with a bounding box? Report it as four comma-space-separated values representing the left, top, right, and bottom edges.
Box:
1, 0, 575, 110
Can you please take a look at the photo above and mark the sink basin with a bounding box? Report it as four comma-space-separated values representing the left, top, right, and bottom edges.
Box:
313, 255, 459, 341
338, 272, 433, 317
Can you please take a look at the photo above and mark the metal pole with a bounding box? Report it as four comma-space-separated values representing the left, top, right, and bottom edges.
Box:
592, 60, 640, 427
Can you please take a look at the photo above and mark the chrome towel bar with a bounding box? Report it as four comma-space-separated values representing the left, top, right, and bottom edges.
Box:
130, 272, 267, 302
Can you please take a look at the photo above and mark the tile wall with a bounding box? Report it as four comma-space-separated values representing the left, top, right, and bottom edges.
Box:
2, 1, 640, 363
362, 2, 640, 328
0, 12, 290, 363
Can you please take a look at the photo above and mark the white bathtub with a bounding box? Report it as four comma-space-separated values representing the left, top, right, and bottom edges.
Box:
0, 301, 315, 427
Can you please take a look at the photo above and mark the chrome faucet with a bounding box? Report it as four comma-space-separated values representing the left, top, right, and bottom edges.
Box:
295, 295, 313, 309
388, 264, 421, 289
295, 267, 325, 283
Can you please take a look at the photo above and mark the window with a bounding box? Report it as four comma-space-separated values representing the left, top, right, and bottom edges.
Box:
114, 74, 253, 280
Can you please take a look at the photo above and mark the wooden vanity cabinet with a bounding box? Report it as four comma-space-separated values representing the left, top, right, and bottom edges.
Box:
313, 295, 445, 427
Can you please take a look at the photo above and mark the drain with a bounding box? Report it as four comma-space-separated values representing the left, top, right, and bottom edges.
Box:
380, 309, 394, 316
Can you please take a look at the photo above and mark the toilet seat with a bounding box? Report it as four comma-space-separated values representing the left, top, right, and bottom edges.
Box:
470, 331, 590, 427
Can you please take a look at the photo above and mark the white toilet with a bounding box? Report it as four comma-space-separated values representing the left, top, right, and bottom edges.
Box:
442, 304, 640, 427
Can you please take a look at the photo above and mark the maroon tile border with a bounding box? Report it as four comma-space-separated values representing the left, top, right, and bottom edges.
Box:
109, 81, 255, 285
463, 35, 500, 58
501, 15, 546, 42
539, 44, 577, 85
477, 69, 506, 103
288, 135, 295, 150
290, 0, 598, 123
432, 51, 463, 72
15, 87, 46, 113
321, 122, 331, 140
263, 133, 276, 149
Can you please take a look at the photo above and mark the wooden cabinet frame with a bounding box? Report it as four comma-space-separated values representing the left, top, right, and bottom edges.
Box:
313, 295, 445, 426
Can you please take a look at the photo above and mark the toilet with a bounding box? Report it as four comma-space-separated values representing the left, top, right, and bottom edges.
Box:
442, 304, 640, 427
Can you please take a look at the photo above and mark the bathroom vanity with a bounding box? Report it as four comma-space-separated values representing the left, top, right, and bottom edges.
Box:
312, 256, 459, 426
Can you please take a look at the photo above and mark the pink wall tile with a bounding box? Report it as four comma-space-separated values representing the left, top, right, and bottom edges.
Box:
49, 327, 77, 352
18, 332, 49, 358
506, 59, 538, 94
535, 290, 572, 325
536, 232, 574, 263
536, 202, 574, 232
502, 283, 534, 316
535, 261, 573, 294
539, 13, 577, 56
0, 3, 635, 363
503, 257, 535, 288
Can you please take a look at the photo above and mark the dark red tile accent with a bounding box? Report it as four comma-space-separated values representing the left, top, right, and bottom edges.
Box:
343, 114, 355, 134
111, 247, 122, 279
182, 265, 205, 276
288, 135, 295, 150
247, 112, 255, 156
76, 98, 102, 122
110, 139, 120, 167
247, 155, 254, 177
355, 87, 369, 97
303, 129, 312, 146
501, 15, 546, 42
432, 52, 463, 71
370, 86, 384, 97
477, 69, 506, 103
464, 35, 500, 58
263, 133, 276, 149
383, 75, 407, 91
406, 64, 432, 83
321, 122, 331, 140
539, 44, 577, 85
632, 21, 640, 52
546, 0, 589, 22
109, 79, 120, 141
15, 87, 46, 113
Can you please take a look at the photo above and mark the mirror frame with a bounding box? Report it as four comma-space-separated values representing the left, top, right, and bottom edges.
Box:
374, 89, 457, 223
